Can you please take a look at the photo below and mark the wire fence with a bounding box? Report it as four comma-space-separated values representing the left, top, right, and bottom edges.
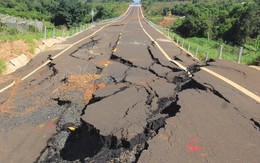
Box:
42, 11, 129, 39
0, 11, 249, 64
144, 18, 245, 64
0, 13, 43, 33
0, 11, 126, 40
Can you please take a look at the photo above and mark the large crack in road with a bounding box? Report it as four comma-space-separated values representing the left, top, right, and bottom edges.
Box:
34, 14, 260, 161
1, 6, 260, 163
35, 18, 186, 162
35, 23, 236, 162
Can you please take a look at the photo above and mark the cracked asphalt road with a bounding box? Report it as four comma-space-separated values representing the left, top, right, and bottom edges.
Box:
0, 6, 260, 163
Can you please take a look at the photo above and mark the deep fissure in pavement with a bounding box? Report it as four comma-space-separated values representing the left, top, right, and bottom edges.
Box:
147, 44, 181, 73
60, 120, 116, 162
174, 74, 230, 103
250, 118, 260, 131
36, 61, 59, 86
36, 29, 187, 162
35, 18, 237, 163
36, 85, 182, 162
110, 54, 136, 68
53, 98, 72, 108
47, 62, 58, 77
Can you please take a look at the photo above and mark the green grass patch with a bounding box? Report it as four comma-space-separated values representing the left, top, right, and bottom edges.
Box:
145, 14, 163, 24
0, 26, 74, 54
0, 60, 6, 74
0, 7, 126, 57
0, 31, 43, 53
161, 29, 260, 65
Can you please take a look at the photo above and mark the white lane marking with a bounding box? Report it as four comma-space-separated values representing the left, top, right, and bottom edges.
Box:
139, 7, 260, 103
0, 6, 133, 94
156, 39, 172, 42
201, 67, 260, 103
0, 81, 15, 93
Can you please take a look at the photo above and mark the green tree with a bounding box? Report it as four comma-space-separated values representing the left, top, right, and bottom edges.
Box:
52, 0, 86, 26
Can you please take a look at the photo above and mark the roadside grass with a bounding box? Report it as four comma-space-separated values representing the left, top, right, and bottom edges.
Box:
160, 27, 260, 65
0, 60, 6, 74
0, 30, 55, 53
145, 14, 163, 24
143, 1, 260, 65
0, 26, 85, 75
147, 1, 191, 11
0, 1, 130, 50
0, 4, 130, 75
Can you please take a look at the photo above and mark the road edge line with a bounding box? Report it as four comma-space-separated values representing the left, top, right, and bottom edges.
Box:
139, 7, 260, 103
201, 67, 260, 103
0, 81, 15, 93
137, 7, 190, 75
0, 6, 133, 93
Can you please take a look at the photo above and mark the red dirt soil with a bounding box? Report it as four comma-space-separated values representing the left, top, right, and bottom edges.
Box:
157, 16, 175, 28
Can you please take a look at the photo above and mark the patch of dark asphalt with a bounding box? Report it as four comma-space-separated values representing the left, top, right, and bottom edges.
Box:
0, 104, 64, 131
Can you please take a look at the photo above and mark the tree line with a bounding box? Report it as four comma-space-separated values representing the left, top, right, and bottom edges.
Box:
142, 0, 260, 46
0, 0, 131, 27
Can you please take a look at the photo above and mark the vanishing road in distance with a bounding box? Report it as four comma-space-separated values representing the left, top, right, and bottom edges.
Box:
0, 5, 260, 163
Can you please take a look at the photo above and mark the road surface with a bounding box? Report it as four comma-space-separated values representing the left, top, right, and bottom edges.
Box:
0, 6, 259, 163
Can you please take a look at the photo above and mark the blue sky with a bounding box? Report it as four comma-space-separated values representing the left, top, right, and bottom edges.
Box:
134, 0, 140, 3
